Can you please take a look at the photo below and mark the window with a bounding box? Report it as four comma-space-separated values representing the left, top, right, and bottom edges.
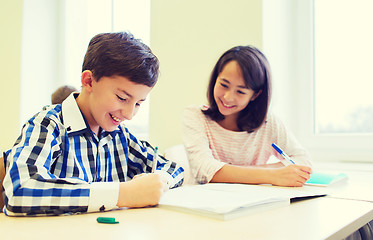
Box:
263, 0, 373, 162
314, 0, 373, 134
20, 0, 150, 139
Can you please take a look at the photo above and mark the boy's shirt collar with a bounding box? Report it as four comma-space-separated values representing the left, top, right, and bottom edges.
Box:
61, 92, 90, 136
61, 92, 122, 138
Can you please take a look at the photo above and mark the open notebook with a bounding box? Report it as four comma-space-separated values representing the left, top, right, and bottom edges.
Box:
159, 183, 326, 221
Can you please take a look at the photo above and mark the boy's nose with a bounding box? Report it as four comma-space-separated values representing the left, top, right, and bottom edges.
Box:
121, 105, 135, 120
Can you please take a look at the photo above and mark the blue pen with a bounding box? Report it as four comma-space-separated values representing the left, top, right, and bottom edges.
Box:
271, 143, 295, 165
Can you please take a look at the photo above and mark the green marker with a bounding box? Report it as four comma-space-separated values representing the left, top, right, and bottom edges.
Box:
97, 217, 119, 224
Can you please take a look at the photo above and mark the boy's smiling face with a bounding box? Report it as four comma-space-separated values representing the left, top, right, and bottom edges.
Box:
78, 71, 152, 135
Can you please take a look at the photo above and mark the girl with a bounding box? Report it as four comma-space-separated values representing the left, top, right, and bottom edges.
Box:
182, 46, 312, 187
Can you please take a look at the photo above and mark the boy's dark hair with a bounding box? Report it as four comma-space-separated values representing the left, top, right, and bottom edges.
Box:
203, 46, 272, 133
82, 32, 159, 87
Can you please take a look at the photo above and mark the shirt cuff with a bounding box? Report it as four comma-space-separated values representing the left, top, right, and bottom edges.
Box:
155, 170, 174, 188
87, 182, 119, 212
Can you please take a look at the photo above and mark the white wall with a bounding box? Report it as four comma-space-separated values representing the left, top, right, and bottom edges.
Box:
149, 0, 263, 151
0, 0, 23, 152
20, 0, 60, 126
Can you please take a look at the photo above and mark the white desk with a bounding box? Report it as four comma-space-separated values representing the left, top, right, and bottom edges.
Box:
312, 162, 373, 203
1, 161, 372, 240
0, 197, 372, 240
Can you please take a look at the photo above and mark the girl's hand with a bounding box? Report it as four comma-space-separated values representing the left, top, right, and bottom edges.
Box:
271, 165, 312, 187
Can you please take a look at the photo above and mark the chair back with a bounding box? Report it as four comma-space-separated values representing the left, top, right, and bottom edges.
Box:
0, 156, 5, 211
164, 144, 196, 185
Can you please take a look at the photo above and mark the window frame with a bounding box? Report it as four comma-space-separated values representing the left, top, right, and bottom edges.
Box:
263, 0, 373, 162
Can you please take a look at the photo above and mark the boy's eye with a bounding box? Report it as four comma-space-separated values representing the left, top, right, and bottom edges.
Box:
135, 102, 141, 107
117, 95, 126, 101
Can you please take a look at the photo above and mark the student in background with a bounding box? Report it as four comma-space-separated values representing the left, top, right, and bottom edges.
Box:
3, 32, 184, 216
182, 46, 311, 187
0, 150, 4, 212
51, 85, 78, 104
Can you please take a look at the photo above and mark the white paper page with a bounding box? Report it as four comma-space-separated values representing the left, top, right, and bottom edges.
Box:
198, 183, 327, 199
160, 184, 287, 214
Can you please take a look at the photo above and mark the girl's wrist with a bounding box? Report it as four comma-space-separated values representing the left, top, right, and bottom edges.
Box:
265, 168, 277, 185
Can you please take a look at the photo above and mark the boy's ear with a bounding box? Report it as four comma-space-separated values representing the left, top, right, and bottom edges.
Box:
81, 70, 94, 91
251, 90, 262, 101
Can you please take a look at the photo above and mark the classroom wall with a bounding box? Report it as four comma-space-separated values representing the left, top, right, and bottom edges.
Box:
0, 0, 262, 153
0, 0, 23, 152
149, 0, 263, 151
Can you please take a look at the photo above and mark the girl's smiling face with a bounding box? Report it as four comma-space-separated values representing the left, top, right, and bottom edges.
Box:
213, 60, 258, 122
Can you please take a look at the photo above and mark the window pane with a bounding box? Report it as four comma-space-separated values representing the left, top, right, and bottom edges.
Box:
314, 0, 373, 134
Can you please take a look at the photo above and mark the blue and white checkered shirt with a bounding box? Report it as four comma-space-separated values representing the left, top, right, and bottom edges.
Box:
3, 93, 184, 216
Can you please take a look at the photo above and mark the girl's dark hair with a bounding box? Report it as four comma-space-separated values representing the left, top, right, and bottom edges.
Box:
203, 46, 272, 132
82, 32, 159, 87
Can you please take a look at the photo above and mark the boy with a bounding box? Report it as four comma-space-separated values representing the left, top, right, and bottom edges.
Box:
2, 32, 184, 216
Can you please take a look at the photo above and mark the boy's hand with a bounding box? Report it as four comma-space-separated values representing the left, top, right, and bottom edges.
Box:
271, 165, 312, 187
133, 172, 170, 191
117, 173, 167, 208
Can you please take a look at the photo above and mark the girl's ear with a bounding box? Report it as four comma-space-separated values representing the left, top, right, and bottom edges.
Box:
81, 70, 94, 91
251, 90, 262, 101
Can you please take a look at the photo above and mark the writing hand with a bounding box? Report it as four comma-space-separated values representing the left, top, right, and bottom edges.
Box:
271, 165, 312, 187
117, 173, 167, 208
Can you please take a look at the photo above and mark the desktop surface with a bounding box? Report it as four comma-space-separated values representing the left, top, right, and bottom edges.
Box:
0, 197, 372, 240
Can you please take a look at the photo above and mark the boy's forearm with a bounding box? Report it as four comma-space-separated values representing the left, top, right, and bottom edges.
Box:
3, 162, 91, 216
4, 181, 120, 216
3, 183, 91, 216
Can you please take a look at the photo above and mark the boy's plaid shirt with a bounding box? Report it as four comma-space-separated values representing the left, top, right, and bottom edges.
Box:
3, 94, 184, 216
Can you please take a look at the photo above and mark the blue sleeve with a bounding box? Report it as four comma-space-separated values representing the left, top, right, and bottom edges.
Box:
3, 115, 90, 216
124, 129, 184, 188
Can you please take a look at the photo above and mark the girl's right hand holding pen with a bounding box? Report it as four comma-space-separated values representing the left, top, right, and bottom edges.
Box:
270, 142, 312, 186
271, 165, 312, 187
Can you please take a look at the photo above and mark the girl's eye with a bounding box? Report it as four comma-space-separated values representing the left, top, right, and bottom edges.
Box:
135, 102, 141, 107
237, 90, 246, 95
220, 83, 228, 88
